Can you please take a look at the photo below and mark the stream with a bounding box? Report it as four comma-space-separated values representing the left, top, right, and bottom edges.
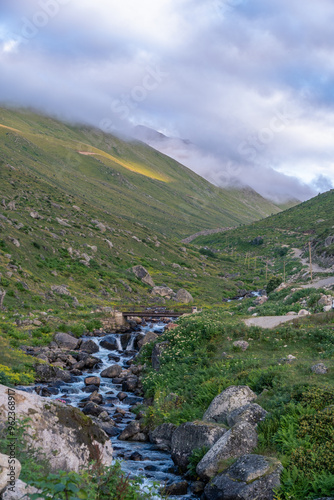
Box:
26, 319, 197, 499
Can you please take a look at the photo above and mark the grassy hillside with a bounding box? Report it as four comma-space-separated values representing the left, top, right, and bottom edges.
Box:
193, 190, 334, 290
0, 107, 280, 238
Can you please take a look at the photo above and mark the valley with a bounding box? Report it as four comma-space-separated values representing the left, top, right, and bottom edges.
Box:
0, 108, 333, 500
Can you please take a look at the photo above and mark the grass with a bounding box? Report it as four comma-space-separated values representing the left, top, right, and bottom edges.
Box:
138, 308, 334, 499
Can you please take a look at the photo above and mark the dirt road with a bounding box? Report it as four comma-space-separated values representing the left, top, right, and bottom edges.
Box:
244, 316, 297, 329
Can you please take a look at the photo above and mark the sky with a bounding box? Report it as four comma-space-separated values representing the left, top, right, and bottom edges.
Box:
0, 0, 334, 202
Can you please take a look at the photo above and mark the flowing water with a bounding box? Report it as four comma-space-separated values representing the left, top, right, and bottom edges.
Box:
28, 320, 197, 499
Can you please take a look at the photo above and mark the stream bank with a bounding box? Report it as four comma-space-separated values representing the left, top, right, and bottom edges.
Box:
21, 317, 197, 499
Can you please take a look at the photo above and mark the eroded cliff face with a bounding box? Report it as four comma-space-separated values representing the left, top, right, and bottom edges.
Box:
0, 384, 113, 472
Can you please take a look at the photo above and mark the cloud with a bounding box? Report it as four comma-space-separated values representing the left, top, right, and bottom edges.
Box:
0, 0, 333, 202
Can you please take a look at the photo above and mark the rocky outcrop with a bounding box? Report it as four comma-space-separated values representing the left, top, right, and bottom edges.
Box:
171, 421, 226, 471
151, 286, 175, 299
175, 289, 194, 303
149, 423, 176, 451
203, 386, 257, 424
132, 265, 155, 287
204, 454, 283, 500
2, 479, 40, 500
0, 385, 113, 472
196, 421, 258, 480
0, 453, 21, 497
152, 342, 169, 370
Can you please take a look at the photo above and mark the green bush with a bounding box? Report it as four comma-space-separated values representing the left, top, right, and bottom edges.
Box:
266, 276, 282, 295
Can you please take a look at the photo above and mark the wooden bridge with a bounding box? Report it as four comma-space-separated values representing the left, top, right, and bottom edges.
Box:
119, 306, 196, 319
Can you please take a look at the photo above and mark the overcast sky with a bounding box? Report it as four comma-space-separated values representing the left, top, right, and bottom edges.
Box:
1, 0, 334, 202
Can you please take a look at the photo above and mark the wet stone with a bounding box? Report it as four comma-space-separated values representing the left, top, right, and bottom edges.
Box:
129, 452, 143, 461
117, 392, 128, 401
82, 384, 100, 393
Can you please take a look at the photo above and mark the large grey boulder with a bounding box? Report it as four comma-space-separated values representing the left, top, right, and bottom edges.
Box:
101, 364, 122, 378
132, 265, 155, 287
175, 288, 194, 303
149, 423, 177, 451
54, 332, 79, 350
171, 421, 226, 471
196, 421, 258, 480
35, 364, 71, 383
80, 340, 99, 354
204, 454, 283, 500
203, 386, 257, 424
227, 403, 267, 427
0, 385, 113, 472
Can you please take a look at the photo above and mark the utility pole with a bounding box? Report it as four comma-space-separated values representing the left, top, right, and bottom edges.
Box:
309, 241, 313, 282
266, 261, 268, 282
283, 260, 286, 283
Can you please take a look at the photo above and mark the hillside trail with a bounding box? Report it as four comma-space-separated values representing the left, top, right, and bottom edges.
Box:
244, 249, 334, 328
292, 247, 334, 288
244, 316, 296, 329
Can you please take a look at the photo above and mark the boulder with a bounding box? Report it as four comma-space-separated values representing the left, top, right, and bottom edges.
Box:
122, 376, 138, 392
204, 454, 283, 500
203, 386, 257, 424
0, 453, 21, 496
164, 481, 188, 496
101, 365, 122, 378
311, 363, 328, 374
152, 286, 175, 299
171, 421, 226, 471
51, 285, 71, 296
80, 340, 99, 354
89, 391, 103, 405
227, 403, 268, 427
0, 385, 112, 472
119, 421, 141, 441
149, 423, 176, 451
175, 288, 194, 303
54, 332, 79, 350
100, 336, 119, 351
298, 309, 310, 316
82, 402, 105, 417
137, 331, 158, 349
233, 341, 249, 351
318, 295, 333, 307
2, 479, 41, 500
196, 421, 258, 480
84, 376, 100, 387
35, 364, 71, 383
132, 265, 155, 287
152, 342, 169, 371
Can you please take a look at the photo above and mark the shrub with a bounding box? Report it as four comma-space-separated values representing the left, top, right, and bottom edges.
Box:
266, 276, 282, 294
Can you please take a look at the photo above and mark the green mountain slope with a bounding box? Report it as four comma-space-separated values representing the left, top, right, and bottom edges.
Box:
0, 106, 282, 312
0, 107, 280, 238
194, 189, 334, 289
